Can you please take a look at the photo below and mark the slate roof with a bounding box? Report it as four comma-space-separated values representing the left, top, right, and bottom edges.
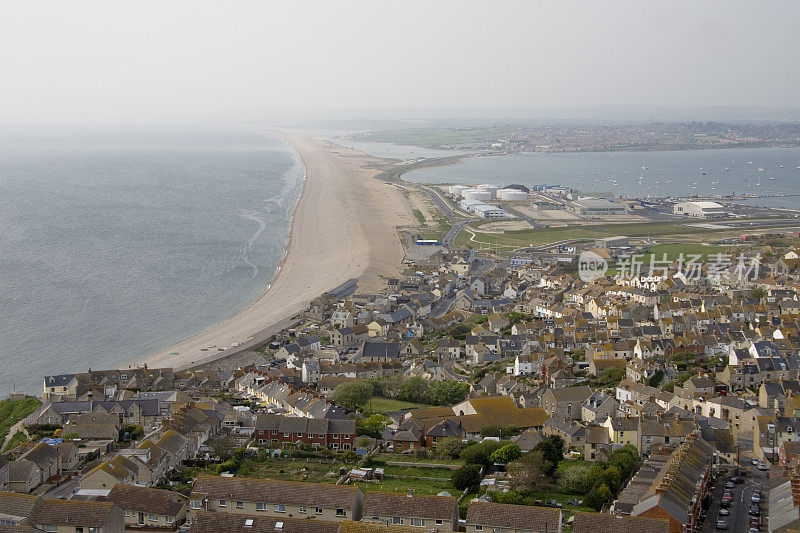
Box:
0, 490, 40, 518
42, 374, 75, 388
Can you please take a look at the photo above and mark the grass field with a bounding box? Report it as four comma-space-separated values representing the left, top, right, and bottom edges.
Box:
368, 397, 431, 413
0, 397, 41, 446
638, 242, 729, 261
456, 219, 795, 250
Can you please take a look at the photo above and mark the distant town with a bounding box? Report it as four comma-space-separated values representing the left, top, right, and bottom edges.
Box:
353, 121, 800, 153
5, 170, 800, 533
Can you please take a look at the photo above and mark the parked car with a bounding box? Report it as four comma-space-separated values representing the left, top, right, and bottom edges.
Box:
752, 493, 761, 503
719, 508, 730, 516
725, 481, 735, 489
717, 519, 728, 530
750, 517, 760, 528
758, 463, 769, 471
733, 476, 745, 484
752, 459, 760, 466
720, 499, 731, 509
749, 506, 761, 516
722, 492, 733, 501
749, 529, 759, 533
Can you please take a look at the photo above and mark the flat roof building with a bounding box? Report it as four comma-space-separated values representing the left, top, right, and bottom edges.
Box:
572, 197, 628, 216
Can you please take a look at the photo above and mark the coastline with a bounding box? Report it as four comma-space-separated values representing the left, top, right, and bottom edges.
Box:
138, 133, 411, 370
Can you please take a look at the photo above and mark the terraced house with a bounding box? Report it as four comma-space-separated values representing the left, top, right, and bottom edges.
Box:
253, 413, 356, 450
360, 490, 458, 530
188, 477, 364, 524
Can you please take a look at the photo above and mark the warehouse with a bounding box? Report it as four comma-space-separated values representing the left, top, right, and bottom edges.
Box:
571, 197, 628, 215
472, 204, 508, 219
673, 201, 726, 219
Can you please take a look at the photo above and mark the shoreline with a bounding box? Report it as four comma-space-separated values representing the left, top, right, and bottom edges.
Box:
138, 132, 411, 370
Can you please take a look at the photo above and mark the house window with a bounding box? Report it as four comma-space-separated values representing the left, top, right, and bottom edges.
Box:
475, 526, 483, 531
297, 433, 303, 438
336, 508, 346, 517
315, 507, 323, 515
272, 430, 277, 435
435, 519, 443, 525
331, 443, 339, 449
332, 434, 338, 438
166, 517, 174, 524
390, 517, 404, 525
190, 500, 202, 510
219, 499, 227, 507
284, 432, 290, 437
236, 501, 243, 509
124, 510, 132, 516
149, 514, 159, 522
274, 504, 285, 513
299, 507, 307, 514
343, 443, 351, 450
410, 517, 426, 526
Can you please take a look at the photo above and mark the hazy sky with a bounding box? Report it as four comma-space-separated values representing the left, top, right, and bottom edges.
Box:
2, 1, 800, 123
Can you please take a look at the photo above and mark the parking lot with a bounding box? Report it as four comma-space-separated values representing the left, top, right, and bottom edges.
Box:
704, 462, 769, 533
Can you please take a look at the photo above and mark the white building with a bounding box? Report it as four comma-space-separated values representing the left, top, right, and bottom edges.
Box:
571, 197, 628, 215
673, 201, 726, 218
473, 204, 508, 219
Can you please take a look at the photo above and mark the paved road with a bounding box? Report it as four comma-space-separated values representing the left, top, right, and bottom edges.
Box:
704, 463, 768, 533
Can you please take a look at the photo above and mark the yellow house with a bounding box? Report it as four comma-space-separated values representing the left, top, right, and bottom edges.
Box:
367, 320, 387, 337
603, 417, 638, 446
42, 374, 78, 399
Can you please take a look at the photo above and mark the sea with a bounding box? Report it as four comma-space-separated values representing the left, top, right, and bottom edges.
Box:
0, 126, 304, 394
402, 147, 800, 210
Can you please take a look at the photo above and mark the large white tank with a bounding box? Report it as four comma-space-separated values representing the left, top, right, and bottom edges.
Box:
462, 189, 493, 202
477, 184, 500, 197
496, 189, 529, 201
449, 185, 470, 196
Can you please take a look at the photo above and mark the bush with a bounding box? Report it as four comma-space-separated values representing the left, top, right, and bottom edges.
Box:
585, 483, 613, 511
425, 380, 469, 406
489, 443, 522, 464
451, 464, 482, 491
435, 438, 464, 460
462, 440, 505, 467
397, 377, 429, 403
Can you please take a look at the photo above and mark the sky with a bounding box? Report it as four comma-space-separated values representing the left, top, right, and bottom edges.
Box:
2, 1, 800, 124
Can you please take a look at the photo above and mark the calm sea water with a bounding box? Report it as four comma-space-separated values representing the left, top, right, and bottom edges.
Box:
0, 126, 303, 393
403, 147, 800, 209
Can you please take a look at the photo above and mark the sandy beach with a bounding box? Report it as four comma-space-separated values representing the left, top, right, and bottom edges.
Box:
139, 133, 412, 370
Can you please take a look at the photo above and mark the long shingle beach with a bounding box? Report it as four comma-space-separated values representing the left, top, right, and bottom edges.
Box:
138, 133, 411, 370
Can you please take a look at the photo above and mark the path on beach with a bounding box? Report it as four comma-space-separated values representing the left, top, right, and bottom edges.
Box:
138, 134, 411, 370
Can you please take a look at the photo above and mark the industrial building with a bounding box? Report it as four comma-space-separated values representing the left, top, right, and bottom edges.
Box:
472, 204, 508, 219
673, 201, 726, 219
571, 197, 628, 215
496, 188, 529, 201
594, 236, 629, 248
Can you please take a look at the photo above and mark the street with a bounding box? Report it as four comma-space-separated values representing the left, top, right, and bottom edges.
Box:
703, 463, 768, 533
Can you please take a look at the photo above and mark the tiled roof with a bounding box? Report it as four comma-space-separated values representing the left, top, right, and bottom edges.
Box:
0, 490, 40, 518
189, 512, 340, 533
362, 492, 456, 520
106, 484, 186, 516
191, 476, 360, 509
466, 501, 560, 529
33, 500, 116, 527
573, 512, 668, 533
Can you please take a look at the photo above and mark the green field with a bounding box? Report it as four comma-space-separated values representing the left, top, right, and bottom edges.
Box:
0, 397, 41, 446
456, 219, 793, 249
637, 242, 729, 261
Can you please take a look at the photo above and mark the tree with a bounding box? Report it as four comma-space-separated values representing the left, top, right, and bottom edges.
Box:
356, 414, 388, 439
480, 425, 504, 438
333, 382, 373, 410
425, 380, 469, 406
489, 443, 522, 464
356, 437, 372, 449
209, 435, 237, 461
586, 483, 613, 511
649, 369, 665, 387
507, 450, 550, 490
397, 377, 429, 403
556, 464, 597, 494
533, 436, 564, 475
601, 465, 622, 493
380, 374, 404, 399
435, 437, 464, 460
461, 440, 504, 467
451, 464, 482, 491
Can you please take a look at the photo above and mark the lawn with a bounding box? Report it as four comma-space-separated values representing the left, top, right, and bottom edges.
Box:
356, 475, 456, 496
637, 242, 729, 262
3, 431, 27, 453
0, 397, 41, 445
368, 397, 431, 413
372, 454, 462, 466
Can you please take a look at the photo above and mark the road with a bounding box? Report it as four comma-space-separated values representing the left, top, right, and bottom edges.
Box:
418, 185, 477, 249
442, 361, 469, 382
703, 463, 768, 533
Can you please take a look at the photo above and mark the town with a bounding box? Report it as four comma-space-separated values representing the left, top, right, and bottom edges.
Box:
4, 208, 800, 533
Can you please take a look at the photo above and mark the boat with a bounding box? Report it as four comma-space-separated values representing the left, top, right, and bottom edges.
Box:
771, 177, 776, 180
758, 168, 765, 172
725, 167, 730, 171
